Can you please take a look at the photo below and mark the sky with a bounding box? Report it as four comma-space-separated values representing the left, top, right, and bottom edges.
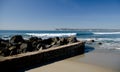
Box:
0, 0, 120, 30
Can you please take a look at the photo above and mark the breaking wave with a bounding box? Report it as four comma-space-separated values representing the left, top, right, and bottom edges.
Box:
26, 33, 77, 37
78, 37, 120, 50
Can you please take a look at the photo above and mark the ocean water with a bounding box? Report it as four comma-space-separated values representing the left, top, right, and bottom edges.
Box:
0, 30, 120, 51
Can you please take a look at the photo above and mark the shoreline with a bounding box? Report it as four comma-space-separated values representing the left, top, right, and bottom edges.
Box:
26, 59, 115, 72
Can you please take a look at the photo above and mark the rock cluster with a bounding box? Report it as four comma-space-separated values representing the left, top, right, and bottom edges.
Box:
0, 35, 78, 56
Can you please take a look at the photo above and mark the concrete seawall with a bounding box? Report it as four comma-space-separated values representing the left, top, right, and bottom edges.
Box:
0, 41, 84, 71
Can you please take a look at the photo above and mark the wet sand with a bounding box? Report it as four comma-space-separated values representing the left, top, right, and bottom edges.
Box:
26, 60, 115, 72
26, 48, 120, 72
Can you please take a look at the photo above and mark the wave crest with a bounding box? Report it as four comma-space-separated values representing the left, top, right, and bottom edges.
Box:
26, 33, 77, 37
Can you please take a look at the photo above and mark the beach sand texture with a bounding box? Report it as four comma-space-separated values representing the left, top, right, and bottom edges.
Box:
26, 48, 120, 72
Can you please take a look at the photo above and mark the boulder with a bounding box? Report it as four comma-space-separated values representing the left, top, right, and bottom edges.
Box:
50, 37, 60, 45
0, 38, 5, 42
0, 40, 9, 53
29, 37, 38, 42
42, 38, 52, 45
19, 43, 28, 53
9, 35, 24, 45
0, 42, 7, 49
25, 42, 34, 52
1, 48, 10, 56
8, 46, 18, 55
98, 42, 102, 45
38, 44, 51, 49
52, 37, 59, 42
0, 38, 3, 43
38, 38, 42, 42
51, 41, 61, 47
2, 46, 18, 56
32, 41, 38, 48
67, 36, 78, 43
59, 37, 68, 45
88, 39, 95, 42
36, 43, 42, 50
0, 35, 79, 56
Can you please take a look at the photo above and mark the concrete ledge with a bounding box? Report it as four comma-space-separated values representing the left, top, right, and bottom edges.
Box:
0, 41, 84, 71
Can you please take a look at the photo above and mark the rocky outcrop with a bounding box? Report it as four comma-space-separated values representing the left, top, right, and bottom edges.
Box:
0, 41, 84, 71
0, 35, 78, 56
9, 35, 24, 45
67, 36, 78, 43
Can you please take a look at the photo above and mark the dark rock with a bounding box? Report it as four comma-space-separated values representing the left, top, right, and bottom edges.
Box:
51, 42, 56, 46
2, 46, 18, 56
0, 40, 9, 53
42, 38, 52, 45
6, 43, 12, 48
42, 37, 60, 46
0, 35, 79, 56
98, 42, 102, 45
67, 36, 78, 43
25, 42, 34, 52
51, 41, 61, 47
56, 40, 62, 45
0, 42, 7, 49
31, 41, 43, 51
89, 39, 95, 42
38, 44, 51, 49
36, 43, 42, 50
38, 38, 42, 42
50, 37, 60, 45
9, 35, 24, 45
1, 48, 10, 56
29, 37, 38, 42
32, 41, 38, 48
0, 50, 2, 55
0, 39, 8, 56
59, 37, 68, 45
45, 45, 52, 48
0, 38, 4, 42
40, 44, 46, 49
52, 37, 59, 42
19, 43, 28, 53
9, 46, 18, 55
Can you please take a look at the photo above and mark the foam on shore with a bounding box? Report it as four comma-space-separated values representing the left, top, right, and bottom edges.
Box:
93, 32, 120, 35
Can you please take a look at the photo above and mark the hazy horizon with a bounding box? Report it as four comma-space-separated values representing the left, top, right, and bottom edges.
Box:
0, 0, 120, 30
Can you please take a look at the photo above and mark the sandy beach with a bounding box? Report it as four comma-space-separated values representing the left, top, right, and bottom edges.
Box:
26, 47, 120, 72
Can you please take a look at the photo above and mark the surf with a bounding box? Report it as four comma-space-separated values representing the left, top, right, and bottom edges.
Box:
26, 33, 77, 37
93, 32, 120, 35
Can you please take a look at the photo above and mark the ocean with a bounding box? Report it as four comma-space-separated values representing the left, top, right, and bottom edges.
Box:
0, 30, 120, 51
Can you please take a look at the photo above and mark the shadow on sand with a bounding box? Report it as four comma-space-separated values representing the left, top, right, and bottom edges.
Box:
18, 45, 94, 72
84, 45, 95, 53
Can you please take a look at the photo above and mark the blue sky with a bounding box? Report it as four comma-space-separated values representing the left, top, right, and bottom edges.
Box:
0, 0, 120, 30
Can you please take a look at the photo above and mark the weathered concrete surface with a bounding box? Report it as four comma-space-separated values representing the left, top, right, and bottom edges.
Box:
0, 41, 84, 71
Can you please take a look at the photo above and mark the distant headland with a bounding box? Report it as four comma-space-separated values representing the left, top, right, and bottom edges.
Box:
55, 28, 120, 32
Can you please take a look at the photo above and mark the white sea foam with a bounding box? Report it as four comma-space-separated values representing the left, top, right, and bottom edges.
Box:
78, 37, 120, 50
100, 42, 120, 50
96, 38, 120, 42
78, 38, 120, 42
77, 38, 96, 41
26, 33, 77, 37
93, 32, 120, 35
116, 48, 120, 50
